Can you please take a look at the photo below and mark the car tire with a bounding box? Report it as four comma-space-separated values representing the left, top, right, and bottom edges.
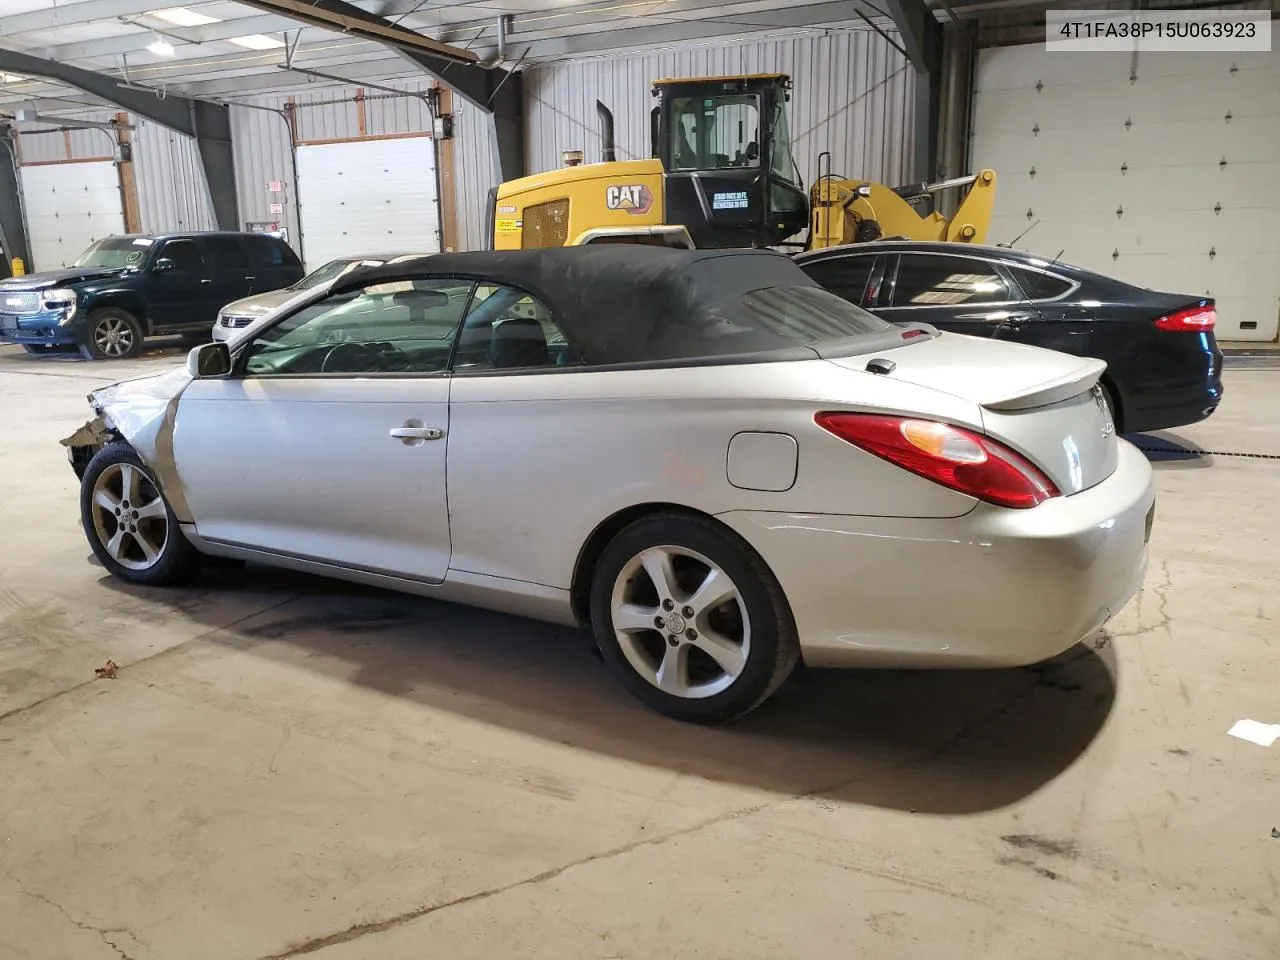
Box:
80, 442, 200, 586
588, 511, 799, 723
80, 308, 144, 361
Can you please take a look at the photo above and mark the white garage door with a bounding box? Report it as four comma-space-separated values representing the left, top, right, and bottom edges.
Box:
20, 161, 126, 271
295, 137, 439, 273
971, 24, 1280, 341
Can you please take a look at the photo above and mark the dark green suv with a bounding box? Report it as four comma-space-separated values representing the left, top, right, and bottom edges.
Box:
0, 231, 304, 359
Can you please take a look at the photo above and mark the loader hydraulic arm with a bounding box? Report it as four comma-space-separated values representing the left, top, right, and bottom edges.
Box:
809, 168, 997, 249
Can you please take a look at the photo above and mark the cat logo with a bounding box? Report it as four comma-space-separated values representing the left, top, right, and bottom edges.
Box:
605, 184, 654, 216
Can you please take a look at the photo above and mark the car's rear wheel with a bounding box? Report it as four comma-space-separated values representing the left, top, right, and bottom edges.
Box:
80, 308, 143, 360
81, 442, 199, 586
589, 512, 799, 722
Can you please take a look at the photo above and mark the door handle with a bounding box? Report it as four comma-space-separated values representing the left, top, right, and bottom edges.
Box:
389, 420, 444, 445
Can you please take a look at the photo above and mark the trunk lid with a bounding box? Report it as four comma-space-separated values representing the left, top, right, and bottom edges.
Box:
827, 332, 1119, 495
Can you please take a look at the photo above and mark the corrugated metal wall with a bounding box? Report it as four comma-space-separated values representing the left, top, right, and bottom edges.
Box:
18, 26, 916, 254
15, 111, 118, 164
454, 96, 498, 252
523, 28, 916, 197
230, 102, 299, 248
133, 118, 217, 234
14, 109, 219, 234
227, 79, 441, 261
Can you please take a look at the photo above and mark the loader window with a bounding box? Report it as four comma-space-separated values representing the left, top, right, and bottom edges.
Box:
669, 95, 760, 171
768, 97, 797, 184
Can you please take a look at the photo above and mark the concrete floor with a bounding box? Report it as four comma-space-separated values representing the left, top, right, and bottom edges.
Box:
0, 341, 1276, 960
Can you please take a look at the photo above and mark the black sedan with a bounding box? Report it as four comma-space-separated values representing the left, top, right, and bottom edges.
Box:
794, 241, 1223, 434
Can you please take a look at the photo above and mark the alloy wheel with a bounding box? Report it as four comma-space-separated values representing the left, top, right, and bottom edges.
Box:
609, 544, 751, 699
94, 316, 136, 358
89, 462, 170, 571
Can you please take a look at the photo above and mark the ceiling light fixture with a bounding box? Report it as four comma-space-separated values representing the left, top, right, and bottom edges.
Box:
229, 34, 286, 50
148, 7, 221, 27
147, 34, 176, 56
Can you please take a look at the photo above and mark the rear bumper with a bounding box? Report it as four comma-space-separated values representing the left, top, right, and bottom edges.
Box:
1119, 340, 1223, 434
1124, 385, 1222, 433
718, 439, 1156, 669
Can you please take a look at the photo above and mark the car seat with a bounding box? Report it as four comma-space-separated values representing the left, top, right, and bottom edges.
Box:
489, 317, 549, 368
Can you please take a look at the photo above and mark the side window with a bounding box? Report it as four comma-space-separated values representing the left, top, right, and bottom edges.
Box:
799, 255, 878, 307
205, 236, 249, 273
452, 284, 578, 372
240, 278, 474, 377
890, 254, 1011, 307
1007, 266, 1073, 301
157, 239, 204, 274
245, 236, 287, 268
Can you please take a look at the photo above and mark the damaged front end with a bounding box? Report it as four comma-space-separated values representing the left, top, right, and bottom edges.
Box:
61, 414, 116, 479
58, 367, 195, 518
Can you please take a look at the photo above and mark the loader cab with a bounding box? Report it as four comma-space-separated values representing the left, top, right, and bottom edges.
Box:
650, 74, 807, 249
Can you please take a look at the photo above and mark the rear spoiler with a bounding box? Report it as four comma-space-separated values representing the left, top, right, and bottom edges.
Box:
981, 358, 1107, 412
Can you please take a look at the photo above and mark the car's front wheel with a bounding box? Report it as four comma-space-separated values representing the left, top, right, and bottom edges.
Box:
589, 512, 799, 722
80, 308, 144, 360
81, 442, 199, 585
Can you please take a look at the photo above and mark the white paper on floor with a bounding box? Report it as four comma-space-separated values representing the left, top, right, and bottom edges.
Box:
1227, 719, 1280, 747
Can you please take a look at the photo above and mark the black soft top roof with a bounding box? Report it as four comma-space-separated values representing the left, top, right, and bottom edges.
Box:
339, 245, 829, 366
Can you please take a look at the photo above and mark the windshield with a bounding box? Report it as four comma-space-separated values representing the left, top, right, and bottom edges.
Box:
669, 94, 761, 171
292, 257, 376, 291
73, 237, 154, 269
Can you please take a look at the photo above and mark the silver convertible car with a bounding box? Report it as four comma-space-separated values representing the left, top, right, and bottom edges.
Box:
63, 246, 1156, 722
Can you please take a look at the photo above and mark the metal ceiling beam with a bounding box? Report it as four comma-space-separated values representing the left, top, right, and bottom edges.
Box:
0, 49, 239, 230
233, 0, 479, 63
440, 0, 870, 63
0, 0, 429, 38
233, 0, 525, 181
0, 126, 30, 276
884, 0, 943, 73
884, 0, 943, 182
40, 14, 298, 61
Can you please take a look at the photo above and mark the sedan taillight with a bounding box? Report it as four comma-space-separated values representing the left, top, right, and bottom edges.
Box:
1154, 305, 1216, 332
814, 412, 1060, 509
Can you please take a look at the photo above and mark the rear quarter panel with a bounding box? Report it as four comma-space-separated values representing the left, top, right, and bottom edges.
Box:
445, 358, 983, 589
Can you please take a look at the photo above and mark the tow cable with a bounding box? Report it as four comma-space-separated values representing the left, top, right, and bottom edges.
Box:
1130, 440, 1280, 462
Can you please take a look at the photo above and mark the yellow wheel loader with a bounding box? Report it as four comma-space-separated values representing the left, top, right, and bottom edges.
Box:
487, 74, 997, 252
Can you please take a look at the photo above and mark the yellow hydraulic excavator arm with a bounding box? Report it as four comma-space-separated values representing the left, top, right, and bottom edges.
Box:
808, 169, 998, 249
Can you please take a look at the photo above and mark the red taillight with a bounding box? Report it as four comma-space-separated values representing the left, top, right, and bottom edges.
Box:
1155, 305, 1216, 332
814, 412, 1060, 509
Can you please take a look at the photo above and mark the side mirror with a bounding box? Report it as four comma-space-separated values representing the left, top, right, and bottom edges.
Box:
153, 258, 175, 274
186, 341, 231, 379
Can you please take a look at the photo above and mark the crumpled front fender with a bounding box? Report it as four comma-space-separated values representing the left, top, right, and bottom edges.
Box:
60, 366, 196, 521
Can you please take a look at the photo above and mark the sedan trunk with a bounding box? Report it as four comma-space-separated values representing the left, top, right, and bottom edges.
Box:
828, 332, 1119, 495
